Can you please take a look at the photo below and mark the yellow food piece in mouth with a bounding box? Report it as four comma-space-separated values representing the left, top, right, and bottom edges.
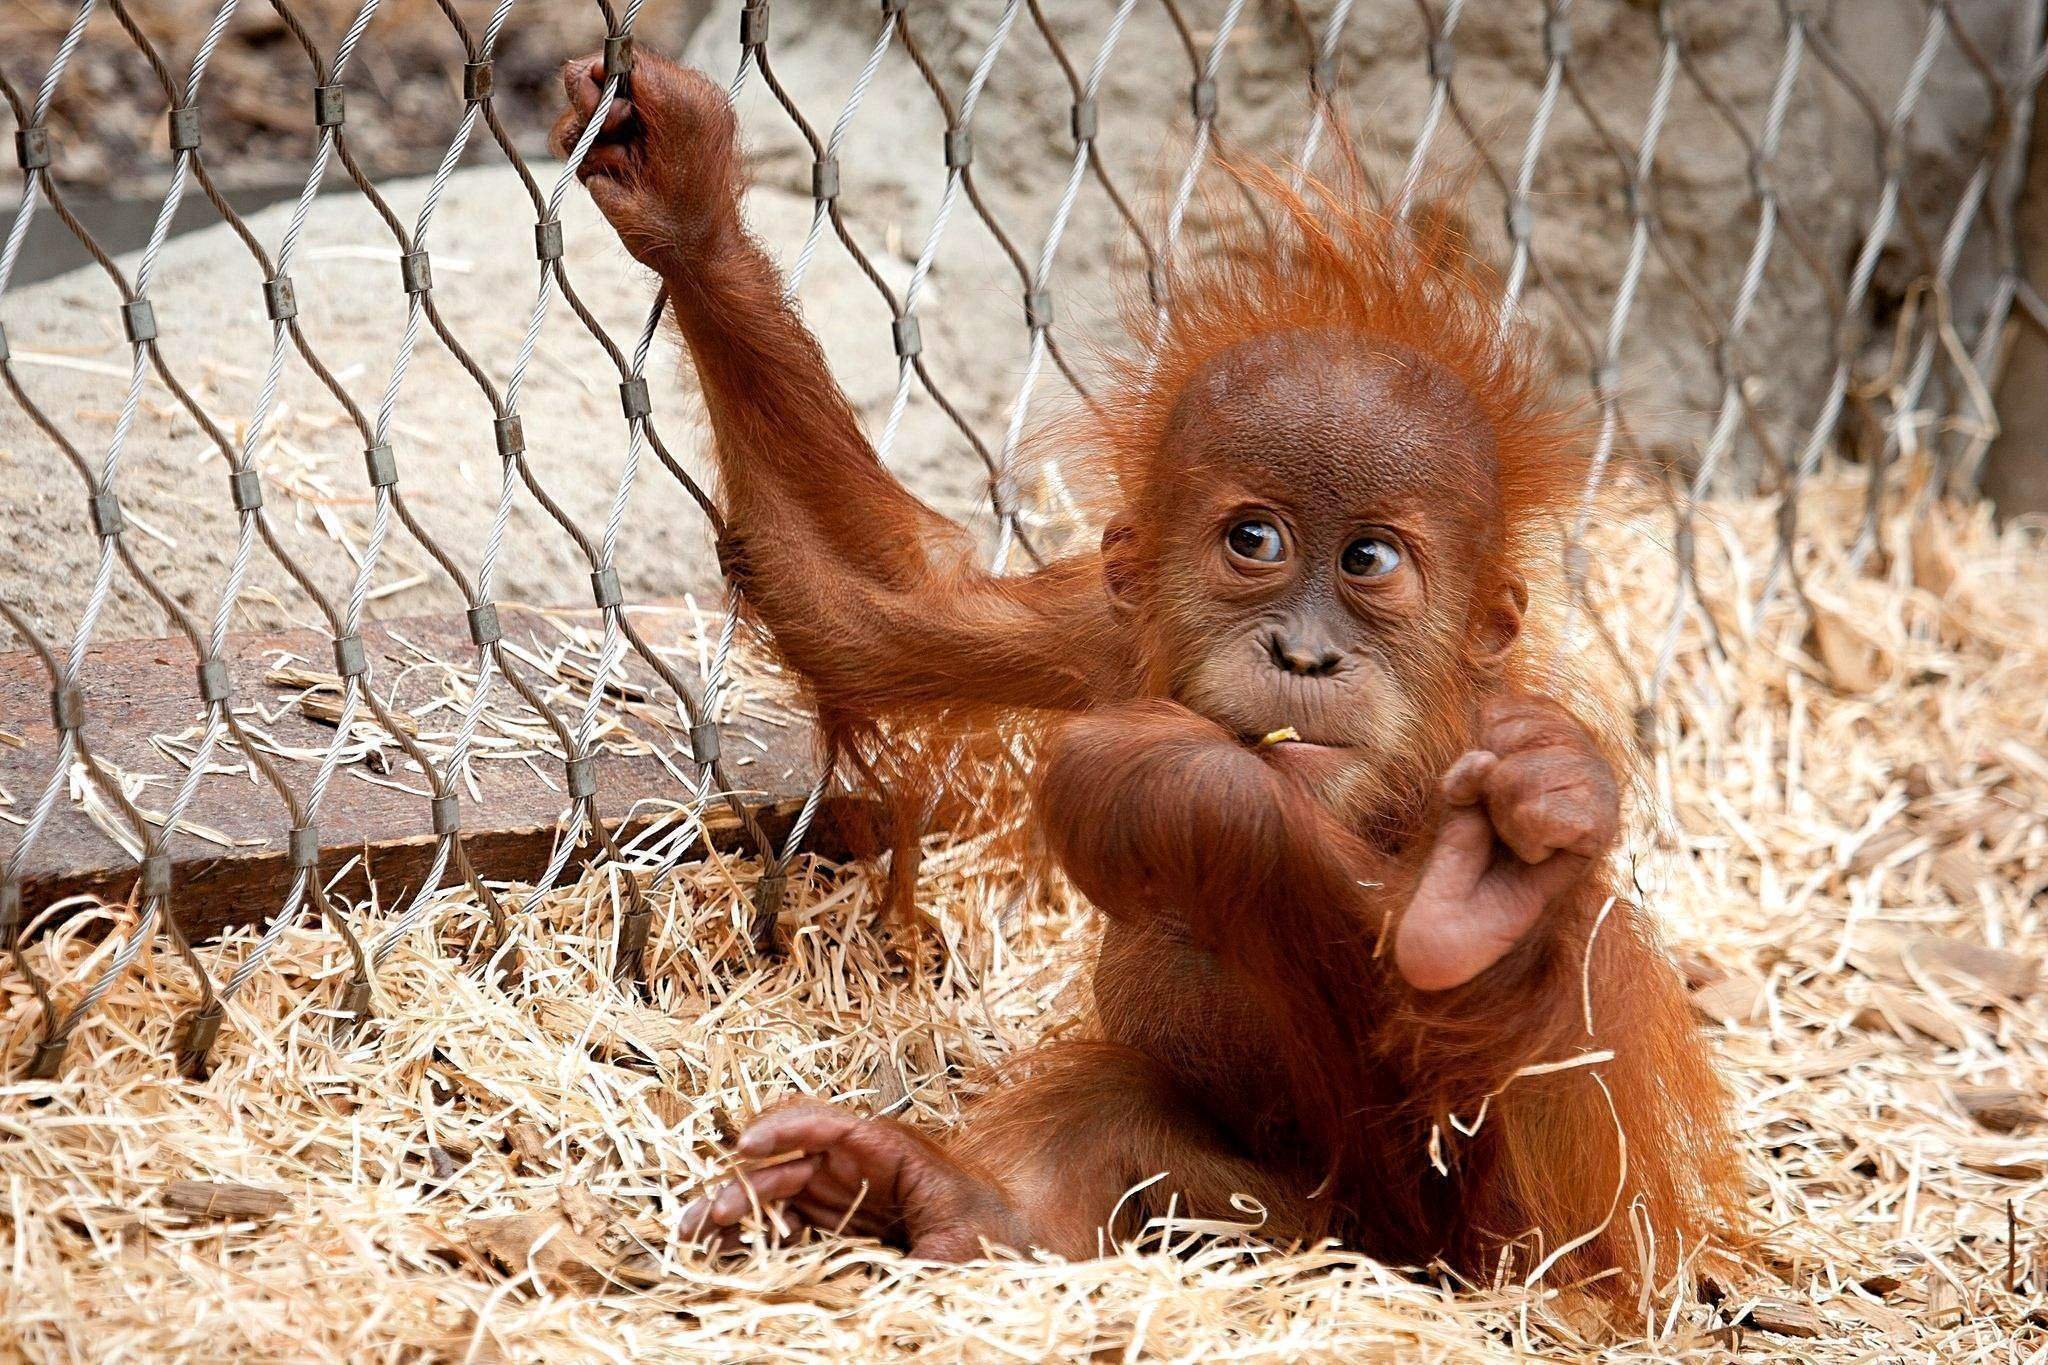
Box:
1258, 726, 1302, 747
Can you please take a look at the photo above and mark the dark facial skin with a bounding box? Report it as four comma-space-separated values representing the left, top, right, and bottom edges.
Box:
1139, 329, 1519, 755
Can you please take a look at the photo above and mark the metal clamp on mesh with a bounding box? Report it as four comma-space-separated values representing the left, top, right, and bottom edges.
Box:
363, 442, 398, 488
1746, 149, 1773, 200
89, 492, 124, 539
466, 602, 502, 647
466, 605, 501, 650
288, 824, 321, 871
431, 794, 460, 835
333, 634, 368, 680
1427, 35, 1456, 80
168, 107, 202, 153
1709, 336, 1740, 388
604, 33, 634, 84
196, 658, 233, 705
0, 320, 9, 363
689, 719, 721, 766
752, 866, 788, 940
339, 977, 373, 1020
1310, 57, 1338, 97
565, 755, 598, 801
313, 83, 346, 129
535, 219, 564, 262
590, 566, 622, 609
50, 684, 85, 734
1880, 137, 1907, 182
1190, 78, 1218, 122
740, 3, 769, 48
27, 1036, 70, 1081
619, 377, 651, 421
229, 468, 264, 512
891, 315, 922, 360
812, 157, 840, 202
1070, 98, 1097, 144
989, 477, 1018, 527
120, 299, 158, 344
177, 1005, 224, 1071
1591, 361, 1620, 394
0, 880, 20, 939
1562, 542, 1592, 589
400, 250, 432, 295
1504, 201, 1534, 243
263, 275, 298, 322
1024, 289, 1053, 332
14, 126, 51, 171
140, 852, 174, 900
1543, 11, 1573, 63
944, 128, 973, 170
616, 900, 652, 981
462, 60, 494, 103
494, 415, 525, 458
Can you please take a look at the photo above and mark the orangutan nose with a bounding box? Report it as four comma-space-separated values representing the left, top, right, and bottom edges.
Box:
1268, 629, 1342, 677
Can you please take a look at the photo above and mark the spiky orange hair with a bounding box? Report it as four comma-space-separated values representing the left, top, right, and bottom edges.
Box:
1086, 158, 1591, 581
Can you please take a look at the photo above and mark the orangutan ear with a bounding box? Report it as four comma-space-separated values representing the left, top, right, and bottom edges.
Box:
1468, 572, 1526, 670
1101, 521, 1146, 616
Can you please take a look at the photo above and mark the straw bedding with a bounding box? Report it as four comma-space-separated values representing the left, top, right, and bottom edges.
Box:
2, 474, 2044, 1361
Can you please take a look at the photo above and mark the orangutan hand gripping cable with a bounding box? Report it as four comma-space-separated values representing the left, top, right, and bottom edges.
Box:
555, 50, 1740, 1298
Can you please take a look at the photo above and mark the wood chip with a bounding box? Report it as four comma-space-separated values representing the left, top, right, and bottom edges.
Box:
557, 1184, 611, 1237
505, 1122, 550, 1173
160, 1179, 291, 1220
468, 1213, 614, 1294
1928, 843, 1988, 902
1906, 936, 2039, 1000
1950, 1085, 2040, 1133
1691, 975, 1766, 1024
1854, 986, 1970, 1048
1739, 1299, 1829, 1338
1910, 513, 1958, 597
645, 1087, 690, 1128
1809, 607, 1884, 693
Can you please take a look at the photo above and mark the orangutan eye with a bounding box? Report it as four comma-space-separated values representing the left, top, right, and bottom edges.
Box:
1341, 536, 1402, 579
1225, 519, 1286, 564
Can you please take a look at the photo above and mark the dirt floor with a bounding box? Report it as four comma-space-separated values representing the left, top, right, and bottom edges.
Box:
0, 473, 2043, 1359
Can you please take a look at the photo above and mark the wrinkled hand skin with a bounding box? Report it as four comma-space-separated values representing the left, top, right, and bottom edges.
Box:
678, 1100, 1028, 1261
1394, 691, 1622, 992
549, 51, 744, 272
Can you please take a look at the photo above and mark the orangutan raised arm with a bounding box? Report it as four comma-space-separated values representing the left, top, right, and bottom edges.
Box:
551, 56, 1136, 723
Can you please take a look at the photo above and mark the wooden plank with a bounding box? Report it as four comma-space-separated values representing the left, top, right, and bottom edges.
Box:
0, 606, 850, 944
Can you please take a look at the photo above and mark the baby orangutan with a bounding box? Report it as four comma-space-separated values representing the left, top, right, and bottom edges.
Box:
556, 53, 1742, 1296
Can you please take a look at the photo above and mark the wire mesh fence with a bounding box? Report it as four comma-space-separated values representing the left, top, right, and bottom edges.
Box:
0, 0, 2041, 1082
